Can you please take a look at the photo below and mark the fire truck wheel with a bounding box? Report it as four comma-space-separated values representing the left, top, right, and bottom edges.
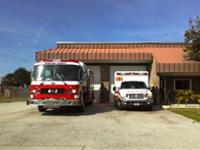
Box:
79, 103, 85, 112
38, 106, 47, 112
87, 100, 93, 106
114, 101, 117, 106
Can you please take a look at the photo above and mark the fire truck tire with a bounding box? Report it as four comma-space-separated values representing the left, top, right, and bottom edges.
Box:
114, 101, 117, 106
78, 103, 85, 112
38, 106, 47, 112
87, 100, 93, 106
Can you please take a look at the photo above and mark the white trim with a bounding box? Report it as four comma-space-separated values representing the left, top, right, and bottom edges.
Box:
174, 79, 192, 91
31, 81, 80, 85
34, 61, 80, 66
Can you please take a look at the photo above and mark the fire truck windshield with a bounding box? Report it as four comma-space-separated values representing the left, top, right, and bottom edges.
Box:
32, 65, 81, 81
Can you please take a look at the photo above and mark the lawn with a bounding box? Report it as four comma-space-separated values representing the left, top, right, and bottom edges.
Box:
168, 108, 200, 122
0, 97, 26, 103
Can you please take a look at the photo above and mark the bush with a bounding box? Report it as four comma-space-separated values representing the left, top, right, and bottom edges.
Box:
176, 90, 192, 104
192, 94, 200, 103
176, 90, 200, 104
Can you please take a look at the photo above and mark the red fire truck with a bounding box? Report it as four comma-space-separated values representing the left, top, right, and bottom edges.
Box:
27, 59, 94, 112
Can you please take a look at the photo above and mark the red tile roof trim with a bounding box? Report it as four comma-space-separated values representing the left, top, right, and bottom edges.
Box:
36, 43, 200, 73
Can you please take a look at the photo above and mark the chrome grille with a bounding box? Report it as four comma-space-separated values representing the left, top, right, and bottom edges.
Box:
129, 94, 144, 99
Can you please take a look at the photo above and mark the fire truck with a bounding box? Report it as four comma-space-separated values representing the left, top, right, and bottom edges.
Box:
27, 59, 94, 112
113, 71, 153, 110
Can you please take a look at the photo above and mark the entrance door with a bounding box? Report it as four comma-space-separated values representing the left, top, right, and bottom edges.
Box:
159, 77, 165, 104
100, 65, 109, 103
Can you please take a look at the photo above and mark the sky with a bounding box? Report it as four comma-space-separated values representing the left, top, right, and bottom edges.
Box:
0, 0, 200, 76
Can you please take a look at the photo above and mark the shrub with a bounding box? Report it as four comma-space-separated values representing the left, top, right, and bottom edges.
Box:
191, 94, 200, 104
176, 90, 200, 104
176, 90, 192, 104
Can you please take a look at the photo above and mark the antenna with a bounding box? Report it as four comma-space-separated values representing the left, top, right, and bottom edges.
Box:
165, 33, 169, 43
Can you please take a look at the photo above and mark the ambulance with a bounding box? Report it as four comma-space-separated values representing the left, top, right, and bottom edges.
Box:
113, 71, 153, 110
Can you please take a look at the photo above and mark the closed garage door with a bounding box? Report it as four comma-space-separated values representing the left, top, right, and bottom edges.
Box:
109, 65, 147, 103
87, 65, 101, 103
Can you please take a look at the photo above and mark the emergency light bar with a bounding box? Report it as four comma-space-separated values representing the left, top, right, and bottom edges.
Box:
116, 72, 148, 76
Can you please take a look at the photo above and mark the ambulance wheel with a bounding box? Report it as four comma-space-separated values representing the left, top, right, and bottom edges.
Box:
116, 102, 123, 110
38, 106, 47, 112
147, 105, 153, 111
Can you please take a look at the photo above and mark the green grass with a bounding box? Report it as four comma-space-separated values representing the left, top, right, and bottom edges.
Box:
168, 108, 200, 122
0, 97, 26, 103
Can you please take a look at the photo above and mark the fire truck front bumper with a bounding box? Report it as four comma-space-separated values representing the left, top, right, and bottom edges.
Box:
27, 99, 82, 108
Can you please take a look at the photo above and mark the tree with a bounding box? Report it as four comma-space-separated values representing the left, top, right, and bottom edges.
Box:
2, 73, 16, 86
184, 16, 200, 61
13, 68, 31, 86
2, 68, 31, 87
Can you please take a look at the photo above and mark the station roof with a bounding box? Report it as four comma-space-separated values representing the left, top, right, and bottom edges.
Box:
36, 42, 200, 74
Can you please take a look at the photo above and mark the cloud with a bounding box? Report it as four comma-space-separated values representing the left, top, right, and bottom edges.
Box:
17, 42, 23, 47
33, 23, 49, 44
0, 26, 20, 34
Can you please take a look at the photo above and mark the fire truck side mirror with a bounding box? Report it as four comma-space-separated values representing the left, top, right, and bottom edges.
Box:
80, 69, 83, 80
113, 86, 116, 91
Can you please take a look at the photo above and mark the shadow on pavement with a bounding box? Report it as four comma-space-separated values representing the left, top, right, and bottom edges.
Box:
42, 103, 115, 116
41, 104, 164, 116
124, 105, 164, 111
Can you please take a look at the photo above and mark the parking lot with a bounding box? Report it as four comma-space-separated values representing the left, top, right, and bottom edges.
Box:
0, 102, 200, 150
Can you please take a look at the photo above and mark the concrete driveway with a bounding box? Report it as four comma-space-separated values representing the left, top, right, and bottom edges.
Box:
0, 102, 200, 150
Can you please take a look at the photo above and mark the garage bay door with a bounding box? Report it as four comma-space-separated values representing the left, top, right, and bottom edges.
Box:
109, 65, 147, 103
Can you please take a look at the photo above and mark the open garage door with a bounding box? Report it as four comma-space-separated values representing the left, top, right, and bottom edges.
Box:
87, 65, 101, 103
109, 65, 148, 103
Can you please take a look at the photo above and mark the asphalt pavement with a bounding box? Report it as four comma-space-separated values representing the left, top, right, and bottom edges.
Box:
0, 102, 200, 150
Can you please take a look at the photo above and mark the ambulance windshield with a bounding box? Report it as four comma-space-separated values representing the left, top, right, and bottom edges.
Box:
121, 81, 147, 89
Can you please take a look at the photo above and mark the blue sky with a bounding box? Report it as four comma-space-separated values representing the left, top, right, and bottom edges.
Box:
0, 0, 200, 76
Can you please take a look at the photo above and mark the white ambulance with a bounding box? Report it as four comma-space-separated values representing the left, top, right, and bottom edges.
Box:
113, 71, 153, 110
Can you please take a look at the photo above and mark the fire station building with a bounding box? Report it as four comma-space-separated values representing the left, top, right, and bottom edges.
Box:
36, 42, 200, 104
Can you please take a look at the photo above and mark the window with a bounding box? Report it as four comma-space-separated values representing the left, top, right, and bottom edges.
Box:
174, 79, 191, 90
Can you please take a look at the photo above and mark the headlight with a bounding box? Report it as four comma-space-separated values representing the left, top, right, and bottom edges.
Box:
74, 95, 79, 99
71, 89, 77, 93
145, 93, 148, 98
147, 90, 152, 98
31, 88, 39, 94
30, 94, 34, 99
32, 89, 37, 93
